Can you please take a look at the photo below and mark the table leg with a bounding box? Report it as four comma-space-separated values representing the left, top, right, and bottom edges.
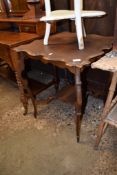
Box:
11, 50, 29, 116
53, 66, 60, 92
15, 71, 28, 115
21, 76, 37, 118
75, 67, 82, 142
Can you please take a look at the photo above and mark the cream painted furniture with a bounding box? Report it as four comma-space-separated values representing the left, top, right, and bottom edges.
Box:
40, 0, 106, 50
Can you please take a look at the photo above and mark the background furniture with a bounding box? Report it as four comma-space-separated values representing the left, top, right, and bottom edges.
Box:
0, 31, 39, 79
0, 0, 56, 79
92, 51, 117, 148
0, 0, 56, 37
91, 8, 117, 148
40, 0, 105, 50
12, 32, 113, 141
3, 0, 28, 17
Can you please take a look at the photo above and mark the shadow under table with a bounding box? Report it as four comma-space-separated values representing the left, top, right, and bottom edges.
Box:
11, 32, 113, 142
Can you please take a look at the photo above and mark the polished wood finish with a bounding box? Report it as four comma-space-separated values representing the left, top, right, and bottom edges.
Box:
12, 32, 113, 141
0, 0, 7, 17
25, 0, 43, 18
4, 0, 29, 17
0, 31, 39, 69
13, 33, 113, 73
0, 0, 56, 37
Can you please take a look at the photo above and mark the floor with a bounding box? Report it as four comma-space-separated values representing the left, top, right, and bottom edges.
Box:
0, 77, 117, 175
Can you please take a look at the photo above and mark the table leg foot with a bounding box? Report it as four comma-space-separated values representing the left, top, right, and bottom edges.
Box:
95, 121, 108, 148
23, 107, 28, 115
76, 112, 82, 142
77, 136, 80, 143
22, 96, 28, 116
32, 98, 37, 118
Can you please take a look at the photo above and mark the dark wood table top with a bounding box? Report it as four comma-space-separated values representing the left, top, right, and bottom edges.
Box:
0, 31, 39, 48
14, 32, 113, 72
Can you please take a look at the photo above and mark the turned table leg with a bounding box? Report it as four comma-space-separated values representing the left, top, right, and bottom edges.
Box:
11, 50, 29, 115
75, 67, 83, 142
16, 70, 37, 117
53, 66, 60, 92
22, 78, 37, 118
15, 71, 28, 115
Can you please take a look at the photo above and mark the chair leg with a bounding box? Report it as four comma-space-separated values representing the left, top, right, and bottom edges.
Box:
95, 122, 108, 149
95, 72, 117, 148
82, 19, 86, 37
44, 22, 51, 45
75, 17, 84, 50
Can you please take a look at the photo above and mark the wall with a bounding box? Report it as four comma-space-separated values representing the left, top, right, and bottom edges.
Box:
84, 0, 117, 35
53, 0, 117, 35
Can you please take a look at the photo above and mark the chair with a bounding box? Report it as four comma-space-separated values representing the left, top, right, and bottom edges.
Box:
40, 0, 106, 50
91, 8, 117, 149
91, 51, 117, 148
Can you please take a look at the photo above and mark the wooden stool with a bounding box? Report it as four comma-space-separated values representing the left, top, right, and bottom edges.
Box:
91, 50, 117, 148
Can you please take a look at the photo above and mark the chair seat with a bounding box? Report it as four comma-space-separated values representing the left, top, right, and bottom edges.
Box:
40, 10, 105, 21
40, 10, 75, 21
40, 0, 106, 50
81, 10, 106, 17
91, 51, 117, 72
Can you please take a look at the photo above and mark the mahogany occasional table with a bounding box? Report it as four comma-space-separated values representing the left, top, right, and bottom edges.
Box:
11, 32, 113, 142
0, 31, 39, 70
